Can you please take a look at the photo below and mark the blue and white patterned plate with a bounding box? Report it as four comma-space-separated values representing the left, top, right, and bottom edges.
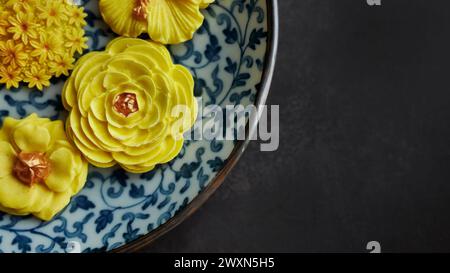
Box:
0, 0, 277, 252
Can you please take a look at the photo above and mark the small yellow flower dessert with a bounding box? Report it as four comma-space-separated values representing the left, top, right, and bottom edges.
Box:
0, 0, 88, 91
99, 0, 214, 44
63, 37, 197, 173
0, 114, 89, 221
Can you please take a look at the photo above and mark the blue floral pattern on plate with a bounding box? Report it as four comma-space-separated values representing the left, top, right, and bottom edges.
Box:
0, 0, 268, 252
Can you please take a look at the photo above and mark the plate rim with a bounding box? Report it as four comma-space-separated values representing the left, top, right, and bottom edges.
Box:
114, 0, 279, 253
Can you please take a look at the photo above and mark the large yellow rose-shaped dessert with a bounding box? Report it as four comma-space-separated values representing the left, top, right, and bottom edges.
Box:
99, 0, 214, 44
0, 114, 88, 221
62, 37, 197, 173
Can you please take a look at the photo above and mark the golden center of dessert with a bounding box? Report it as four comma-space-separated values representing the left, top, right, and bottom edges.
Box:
133, 0, 150, 21
113, 92, 139, 117
13, 152, 51, 186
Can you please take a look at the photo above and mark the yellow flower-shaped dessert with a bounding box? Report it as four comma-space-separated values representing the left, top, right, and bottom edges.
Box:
0, 0, 88, 90
62, 37, 197, 173
99, 0, 214, 44
0, 114, 88, 221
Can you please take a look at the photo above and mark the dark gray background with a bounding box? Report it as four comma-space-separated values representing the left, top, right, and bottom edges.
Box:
143, 0, 450, 252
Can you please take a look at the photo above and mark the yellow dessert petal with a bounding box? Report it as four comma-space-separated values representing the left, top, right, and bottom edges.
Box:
106, 56, 151, 80
107, 124, 138, 142
120, 163, 156, 174
68, 108, 99, 151
123, 45, 172, 71
0, 117, 20, 142
13, 123, 51, 153
33, 191, 72, 221
18, 184, 53, 216
74, 52, 110, 92
158, 136, 184, 163
0, 141, 16, 178
135, 75, 157, 98
0, 175, 34, 210
43, 119, 67, 146
105, 37, 151, 54
62, 77, 76, 110
80, 71, 107, 115
72, 134, 115, 167
103, 71, 130, 91
72, 160, 89, 194
90, 93, 107, 122
45, 147, 76, 193
84, 112, 122, 151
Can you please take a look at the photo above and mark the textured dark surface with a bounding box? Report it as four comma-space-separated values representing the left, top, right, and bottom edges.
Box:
143, 0, 450, 253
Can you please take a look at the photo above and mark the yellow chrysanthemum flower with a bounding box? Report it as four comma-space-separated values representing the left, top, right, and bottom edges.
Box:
7, 12, 38, 45
0, 65, 21, 89
0, 114, 88, 221
99, 0, 215, 44
65, 4, 87, 28
0, 40, 28, 67
30, 33, 63, 62
49, 53, 74, 77
23, 64, 51, 90
38, 0, 68, 27
0, 0, 88, 91
65, 28, 88, 55
63, 38, 197, 173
